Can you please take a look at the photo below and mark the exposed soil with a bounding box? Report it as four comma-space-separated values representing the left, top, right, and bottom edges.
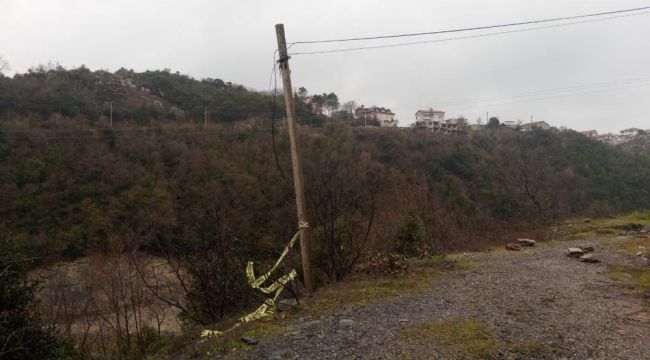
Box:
232, 236, 649, 359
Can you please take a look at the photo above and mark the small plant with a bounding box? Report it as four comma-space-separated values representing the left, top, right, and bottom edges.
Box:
362, 252, 409, 276
395, 213, 425, 256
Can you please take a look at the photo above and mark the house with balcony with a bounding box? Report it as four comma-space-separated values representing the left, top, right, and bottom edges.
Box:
354, 105, 399, 127
414, 109, 445, 131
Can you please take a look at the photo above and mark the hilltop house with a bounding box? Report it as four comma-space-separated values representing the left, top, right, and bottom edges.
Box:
414, 109, 445, 131
413, 110, 467, 134
620, 128, 643, 137
581, 130, 599, 138
354, 105, 398, 127
520, 121, 550, 132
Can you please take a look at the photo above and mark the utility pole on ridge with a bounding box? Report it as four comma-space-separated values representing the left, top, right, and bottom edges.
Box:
204, 106, 208, 129
275, 24, 313, 294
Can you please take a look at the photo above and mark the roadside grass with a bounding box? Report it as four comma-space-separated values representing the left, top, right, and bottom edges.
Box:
606, 266, 650, 295
298, 256, 474, 318
199, 255, 474, 356
603, 236, 649, 257
402, 319, 564, 359
554, 211, 650, 242
201, 319, 284, 358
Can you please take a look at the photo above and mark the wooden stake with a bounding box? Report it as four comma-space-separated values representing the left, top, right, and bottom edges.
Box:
275, 24, 313, 294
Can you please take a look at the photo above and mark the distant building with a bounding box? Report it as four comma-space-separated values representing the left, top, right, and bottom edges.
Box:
581, 130, 599, 138
520, 121, 551, 132
620, 128, 643, 136
414, 109, 445, 131
354, 105, 398, 127
595, 133, 615, 145
503, 120, 518, 129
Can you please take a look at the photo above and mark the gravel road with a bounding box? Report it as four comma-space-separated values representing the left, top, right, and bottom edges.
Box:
235, 236, 649, 359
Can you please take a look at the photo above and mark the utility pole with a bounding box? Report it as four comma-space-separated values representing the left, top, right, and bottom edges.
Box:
275, 24, 313, 294
204, 106, 208, 129
110, 102, 113, 127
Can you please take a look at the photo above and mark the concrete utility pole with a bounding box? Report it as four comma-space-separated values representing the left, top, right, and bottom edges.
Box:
204, 106, 208, 129
275, 24, 313, 294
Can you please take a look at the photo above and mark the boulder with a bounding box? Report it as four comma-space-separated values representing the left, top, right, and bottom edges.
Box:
566, 248, 584, 258
339, 318, 354, 327
241, 336, 258, 345
579, 254, 599, 263
517, 238, 537, 247
580, 245, 594, 253
277, 298, 299, 311
505, 243, 522, 251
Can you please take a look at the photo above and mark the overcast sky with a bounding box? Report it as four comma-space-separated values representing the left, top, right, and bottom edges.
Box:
2, 0, 650, 132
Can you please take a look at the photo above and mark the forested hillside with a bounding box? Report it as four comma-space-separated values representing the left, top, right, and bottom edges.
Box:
2, 66, 650, 358
0, 65, 318, 125
1, 121, 649, 264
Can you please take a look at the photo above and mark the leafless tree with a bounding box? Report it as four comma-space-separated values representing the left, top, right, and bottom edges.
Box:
0, 55, 9, 74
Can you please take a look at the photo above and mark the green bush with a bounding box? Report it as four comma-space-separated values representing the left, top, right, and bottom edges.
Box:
0, 229, 73, 359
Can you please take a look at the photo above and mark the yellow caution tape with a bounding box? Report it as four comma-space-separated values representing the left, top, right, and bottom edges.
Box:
201, 230, 300, 339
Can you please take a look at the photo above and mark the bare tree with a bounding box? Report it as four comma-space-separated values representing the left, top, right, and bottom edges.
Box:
0, 55, 9, 74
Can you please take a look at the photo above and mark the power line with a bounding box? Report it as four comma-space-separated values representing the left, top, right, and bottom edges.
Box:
290, 11, 650, 55
290, 5, 650, 45
398, 76, 650, 112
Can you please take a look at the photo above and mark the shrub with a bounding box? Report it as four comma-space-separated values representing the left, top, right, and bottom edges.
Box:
0, 229, 71, 360
396, 214, 425, 256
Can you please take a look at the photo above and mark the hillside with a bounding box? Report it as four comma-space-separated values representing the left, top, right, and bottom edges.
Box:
620, 133, 650, 157
2, 67, 650, 359
0, 65, 315, 125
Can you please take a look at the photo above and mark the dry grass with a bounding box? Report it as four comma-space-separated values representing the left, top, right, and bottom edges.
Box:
402, 319, 564, 359
404, 319, 499, 359
199, 255, 473, 357
606, 266, 650, 295
553, 211, 650, 242
202, 320, 284, 357
297, 256, 474, 318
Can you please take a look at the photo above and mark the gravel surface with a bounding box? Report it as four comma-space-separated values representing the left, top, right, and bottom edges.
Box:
234, 236, 649, 359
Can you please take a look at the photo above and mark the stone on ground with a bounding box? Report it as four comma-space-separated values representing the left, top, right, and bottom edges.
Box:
579, 254, 599, 263
567, 248, 584, 257
517, 238, 537, 247
241, 336, 258, 345
506, 243, 522, 251
580, 245, 595, 253
277, 298, 299, 311
339, 318, 354, 327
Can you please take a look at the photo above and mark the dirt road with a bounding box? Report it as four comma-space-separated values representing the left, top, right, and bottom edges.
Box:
235, 235, 649, 359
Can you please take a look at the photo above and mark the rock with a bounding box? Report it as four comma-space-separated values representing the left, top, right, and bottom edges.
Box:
580, 245, 595, 253
517, 238, 537, 247
506, 243, 522, 251
566, 248, 584, 257
584, 218, 591, 223
643, 289, 650, 300
277, 298, 299, 311
339, 318, 354, 327
637, 251, 645, 257
579, 254, 599, 263
241, 336, 258, 345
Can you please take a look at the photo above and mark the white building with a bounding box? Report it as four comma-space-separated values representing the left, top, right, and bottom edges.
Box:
620, 128, 643, 137
520, 121, 551, 132
414, 109, 445, 131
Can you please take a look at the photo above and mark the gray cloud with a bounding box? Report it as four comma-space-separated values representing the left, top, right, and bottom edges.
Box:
1, 0, 649, 132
